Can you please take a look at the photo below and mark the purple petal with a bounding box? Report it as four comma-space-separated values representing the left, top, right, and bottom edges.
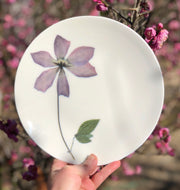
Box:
54, 35, 70, 59
34, 67, 58, 92
67, 47, 95, 66
67, 63, 97, 77
31, 51, 55, 67
57, 69, 69, 97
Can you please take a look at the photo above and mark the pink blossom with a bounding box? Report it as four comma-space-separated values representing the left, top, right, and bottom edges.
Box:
157, 23, 163, 30
23, 158, 35, 168
4, 14, 13, 23
135, 165, 142, 174
174, 43, 180, 51
144, 27, 156, 40
28, 139, 37, 146
168, 20, 180, 30
158, 29, 169, 42
162, 104, 166, 111
7, 44, 17, 54
158, 128, 171, 143
6, 0, 16, 3
93, 0, 108, 11
11, 152, 18, 162
122, 161, 135, 176
19, 146, 32, 154
7, 57, 19, 69
152, 125, 161, 136
96, 3, 108, 11
155, 141, 175, 156
3, 94, 11, 101
3, 14, 14, 29
168, 148, 175, 156
16, 18, 26, 27
8, 151, 18, 165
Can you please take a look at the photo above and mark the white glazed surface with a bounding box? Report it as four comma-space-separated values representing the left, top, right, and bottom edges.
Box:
15, 16, 164, 165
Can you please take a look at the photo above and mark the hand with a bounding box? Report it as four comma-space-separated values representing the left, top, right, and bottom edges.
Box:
49, 154, 121, 190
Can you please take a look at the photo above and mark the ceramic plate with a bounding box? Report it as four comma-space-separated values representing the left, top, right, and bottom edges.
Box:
15, 16, 164, 165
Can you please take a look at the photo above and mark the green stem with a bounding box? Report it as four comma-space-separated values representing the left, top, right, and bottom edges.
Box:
70, 136, 76, 152
57, 93, 75, 160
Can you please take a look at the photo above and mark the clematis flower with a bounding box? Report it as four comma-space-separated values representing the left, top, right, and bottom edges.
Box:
31, 35, 97, 97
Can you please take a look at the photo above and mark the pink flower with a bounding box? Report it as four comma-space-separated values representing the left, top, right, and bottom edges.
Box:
16, 18, 26, 27
158, 29, 169, 42
144, 27, 156, 40
7, 57, 19, 69
96, 3, 108, 11
157, 23, 163, 30
168, 20, 180, 30
155, 141, 175, 156
121, 161, 141, 176
28, 139, 37, 146
174, 43, 180, 51
19, 146, 32, 154
11, 152, 18, 162
6, 0, 16, 3
93, 0, 108, 11
3, 14, 14, 29
3, 94, 11, 101
7, 44, 17, 54
168, 148, 175, 156
158, 128, 171, 143
23, 158, 35, 168
135, 165, 142, 174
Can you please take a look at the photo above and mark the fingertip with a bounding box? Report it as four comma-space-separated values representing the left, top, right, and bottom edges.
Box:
83, 154, 98, 165
80, 154, 98, 176
51, 159, 67, 173
110, 160, 121, 169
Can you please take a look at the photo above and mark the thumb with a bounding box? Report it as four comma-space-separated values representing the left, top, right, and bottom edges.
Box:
75, 154, 98, 177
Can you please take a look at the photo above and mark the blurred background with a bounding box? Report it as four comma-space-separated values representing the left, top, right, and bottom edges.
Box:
0, 0, 180, 189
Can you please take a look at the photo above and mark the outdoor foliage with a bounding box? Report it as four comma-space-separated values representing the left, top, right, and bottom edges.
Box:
0, 0, 179, 189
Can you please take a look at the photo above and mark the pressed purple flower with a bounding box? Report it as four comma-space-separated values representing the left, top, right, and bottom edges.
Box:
31, 35, 97, 97
22, 165, 38, 181
0, 119, 18, 142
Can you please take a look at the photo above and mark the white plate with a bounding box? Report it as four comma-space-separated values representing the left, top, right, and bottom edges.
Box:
15, 16, 164, 165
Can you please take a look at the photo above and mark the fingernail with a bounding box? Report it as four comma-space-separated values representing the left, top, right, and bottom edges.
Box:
83, 154, 97, 164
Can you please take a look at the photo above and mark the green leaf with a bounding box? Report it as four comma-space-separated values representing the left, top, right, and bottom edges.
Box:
77, 119, 100, 136
75, 134, 93, 144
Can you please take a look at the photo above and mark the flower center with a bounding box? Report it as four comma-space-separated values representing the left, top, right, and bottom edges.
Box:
53, 59, 71, 69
